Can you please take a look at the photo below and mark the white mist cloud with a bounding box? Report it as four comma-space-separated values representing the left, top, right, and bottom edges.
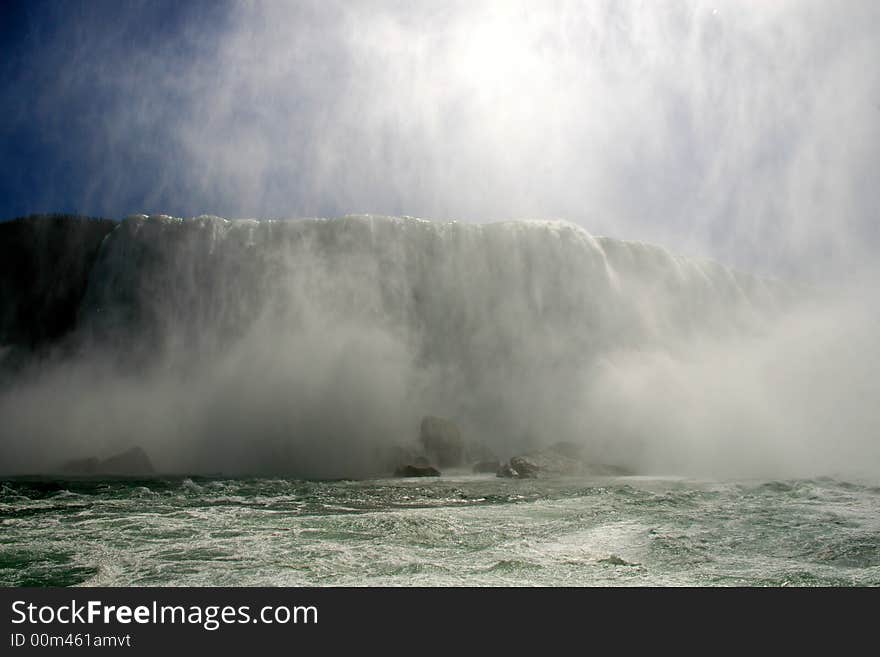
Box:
2, 3, 879, 480
6, 0, 879, 277
2, 215, 878, 481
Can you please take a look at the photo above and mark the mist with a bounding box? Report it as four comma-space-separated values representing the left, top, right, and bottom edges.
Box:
0, 214, 876, 480
1, 2, 879, 479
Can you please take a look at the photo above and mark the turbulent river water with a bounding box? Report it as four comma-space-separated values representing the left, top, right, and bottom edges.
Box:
2, 474, 878, 587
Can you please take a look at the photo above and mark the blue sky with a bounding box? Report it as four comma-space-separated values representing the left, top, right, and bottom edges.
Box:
2, 0, 878, 277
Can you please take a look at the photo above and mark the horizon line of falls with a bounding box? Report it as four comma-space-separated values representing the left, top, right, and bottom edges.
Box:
6, 213, 874, 480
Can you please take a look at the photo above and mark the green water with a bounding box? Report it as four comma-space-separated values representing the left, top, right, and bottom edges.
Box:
2, 474, 878, 586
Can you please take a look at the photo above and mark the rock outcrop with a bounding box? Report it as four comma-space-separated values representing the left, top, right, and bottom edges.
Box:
0, 215, 117, 352
394, 464, 441, 477
99, 446, 154, 475
496, 442, 633, 479
496, 462, 523, 479
509, 456, 542, 478
60, 446, 155, 476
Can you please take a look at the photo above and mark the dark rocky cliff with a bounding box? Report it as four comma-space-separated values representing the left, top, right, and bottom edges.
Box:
0, 215, 116, 352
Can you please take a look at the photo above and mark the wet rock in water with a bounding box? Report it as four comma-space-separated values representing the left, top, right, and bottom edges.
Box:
496, 442, 633, 479
509, 457, 540, 478
60, 446, 154, 476
394, 464, 441, 477
472, 459, 501, 473
598, 555, 638, 567
511, 449, 576, 477
496, 462, 520, 478
99, 446, 154, 475
419, 416, 463, 468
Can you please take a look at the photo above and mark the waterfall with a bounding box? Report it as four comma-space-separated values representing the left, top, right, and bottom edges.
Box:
80, 213, 784, 357
7, 213, 851, 479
